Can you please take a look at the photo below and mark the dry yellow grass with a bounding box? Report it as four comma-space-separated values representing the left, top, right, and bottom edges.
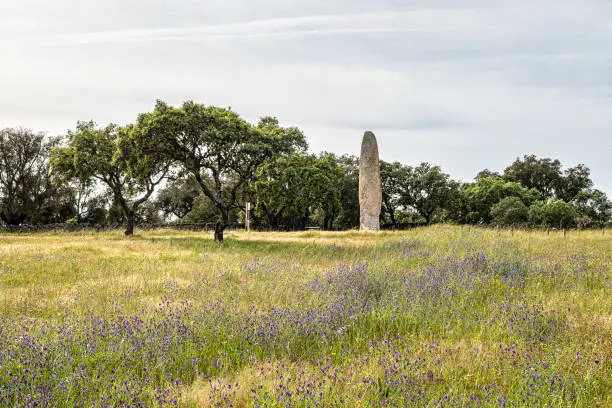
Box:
1, 226, 610, 406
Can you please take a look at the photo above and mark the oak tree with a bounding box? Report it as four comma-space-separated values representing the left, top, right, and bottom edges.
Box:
52, 121, 170, 235
135, 101, 306, 241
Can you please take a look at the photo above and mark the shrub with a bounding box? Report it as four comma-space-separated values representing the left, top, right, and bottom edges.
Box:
491, 197, 529, 226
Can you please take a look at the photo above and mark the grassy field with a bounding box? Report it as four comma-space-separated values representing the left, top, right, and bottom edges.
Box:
0, 226, 610, 407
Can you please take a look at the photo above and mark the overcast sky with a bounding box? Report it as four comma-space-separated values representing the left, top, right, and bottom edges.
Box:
1, 0, 611, 193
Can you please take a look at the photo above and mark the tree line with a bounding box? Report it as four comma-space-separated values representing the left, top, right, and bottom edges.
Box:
1, 101, 610, 240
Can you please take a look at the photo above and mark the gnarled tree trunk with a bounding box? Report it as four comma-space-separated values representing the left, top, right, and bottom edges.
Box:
214, 208, 229, 242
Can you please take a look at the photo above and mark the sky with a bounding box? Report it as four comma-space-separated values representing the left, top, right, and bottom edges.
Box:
1, 0, 611, 193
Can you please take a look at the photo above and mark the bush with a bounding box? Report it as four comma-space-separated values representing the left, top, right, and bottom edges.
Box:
491, 197, 529, 226
529, 199, 579, 228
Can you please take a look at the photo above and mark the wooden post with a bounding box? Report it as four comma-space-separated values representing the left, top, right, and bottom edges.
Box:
563, 228, 566, 238
245, 202, 251, 232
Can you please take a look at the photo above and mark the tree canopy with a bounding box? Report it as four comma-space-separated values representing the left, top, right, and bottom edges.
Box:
135, 101, 307, 241
51, 121, 171, 235
503, 154, 592, 201
459, 176, 540, 224
0, 128, 71, 225
399, 163, 460, 225
1, 106, 610, 233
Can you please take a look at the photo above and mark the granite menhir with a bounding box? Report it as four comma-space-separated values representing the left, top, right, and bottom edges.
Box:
359, 131, 382, 231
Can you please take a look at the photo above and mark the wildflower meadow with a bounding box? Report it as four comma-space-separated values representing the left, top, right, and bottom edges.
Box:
0, 226, 610, 407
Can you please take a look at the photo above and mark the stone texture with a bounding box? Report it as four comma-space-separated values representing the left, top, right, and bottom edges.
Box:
359, 131, 382, 231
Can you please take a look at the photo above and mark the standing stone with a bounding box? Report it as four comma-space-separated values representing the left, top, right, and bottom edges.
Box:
359, 131, 382, 231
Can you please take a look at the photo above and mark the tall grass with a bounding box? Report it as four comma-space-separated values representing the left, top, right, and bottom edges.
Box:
0, 226, 610, 406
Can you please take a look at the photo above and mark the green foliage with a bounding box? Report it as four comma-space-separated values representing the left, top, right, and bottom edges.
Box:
334, 155, 361, 230
490, 196, 529, 226
255, 154, 311, 229
503, 154, 593, 201
254, 153, 344, 230
69, 180, 110, 225
0, 128, 71, 225
460, 176, 539, 224
51, 121, 170, 235
2, 104, 610, 233
135, 201, 163, 224
558, 164, 593, 202
380, 161, 411, 228
135, 101, 307, 240
503, 155, 564, 199
528, 199, 580, 228
156, 176, 203, 220
181, 194, 222, 224
399, 163, 460, 224
314, 153, 345, 230
474, 169, 501, 181
573, 189, 612, 227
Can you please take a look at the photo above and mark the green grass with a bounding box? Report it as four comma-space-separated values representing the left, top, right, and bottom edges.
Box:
0, 226, 610, 406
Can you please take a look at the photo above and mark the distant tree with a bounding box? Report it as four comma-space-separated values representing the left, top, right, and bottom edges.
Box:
70, 180, 97, 223
135, 201, 163, 224
0, 128, 68, 225
156, 176, 203, 221
557, 164, 593, 202
53, 175, 111, 226
255, 154, 309, 229
136, 101, 307, 241
503, 155, 563, 199
490, 197, 529, 226
475, 169, 501, 181
460, 176, 540, 224
181, 194, 221, 225
106, 198, 126, 227
335, 155, 360, 230
79, 192, 109, 226
52, 121, 171, 235
380, 161, 412, 228
503, 154, 593, 201
255, 153, 342, 230
157, 173, 246, 226
573, 189, 612, 227
528, 199, 579, 229
33, 182, 76, 225
316, 153, 345, 230
399, 163, 459, 225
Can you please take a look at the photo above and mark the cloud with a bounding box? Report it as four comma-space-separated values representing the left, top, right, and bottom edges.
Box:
0, 9, 492, 47
0, 0, 611, 193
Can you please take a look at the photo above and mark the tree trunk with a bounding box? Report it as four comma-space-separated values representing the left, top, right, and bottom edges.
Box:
251, 212, 261, 230
324, 215, 334, 230
271, 215, 280, 230
389, 210, 397, 229
124, 211, 135, 236
265, 209, 280, 230
266, 212, 275, 229
300, 208, 310, 230
214, 209, 229, 242
214, 222, 224, 242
